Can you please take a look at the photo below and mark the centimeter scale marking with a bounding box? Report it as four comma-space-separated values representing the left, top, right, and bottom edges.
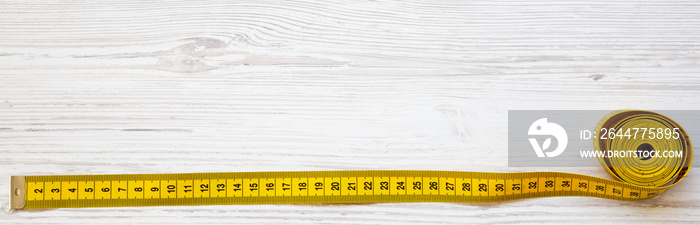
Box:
16, 171, 661, 209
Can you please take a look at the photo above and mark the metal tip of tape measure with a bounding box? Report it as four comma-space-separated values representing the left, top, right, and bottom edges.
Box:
10, 176, 26, 211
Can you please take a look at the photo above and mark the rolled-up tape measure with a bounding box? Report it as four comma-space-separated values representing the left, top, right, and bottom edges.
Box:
9, 110, 693, 210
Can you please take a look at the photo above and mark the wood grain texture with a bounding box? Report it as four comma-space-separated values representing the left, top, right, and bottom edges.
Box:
1, 0, 699, 224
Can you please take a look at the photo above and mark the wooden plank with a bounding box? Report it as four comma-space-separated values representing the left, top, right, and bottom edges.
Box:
1, 0, 699, 224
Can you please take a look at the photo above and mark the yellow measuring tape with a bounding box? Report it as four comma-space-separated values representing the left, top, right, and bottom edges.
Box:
9, 110, 693, 210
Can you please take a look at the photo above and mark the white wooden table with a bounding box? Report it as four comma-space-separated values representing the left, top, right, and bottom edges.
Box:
2, 1, 699, 224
